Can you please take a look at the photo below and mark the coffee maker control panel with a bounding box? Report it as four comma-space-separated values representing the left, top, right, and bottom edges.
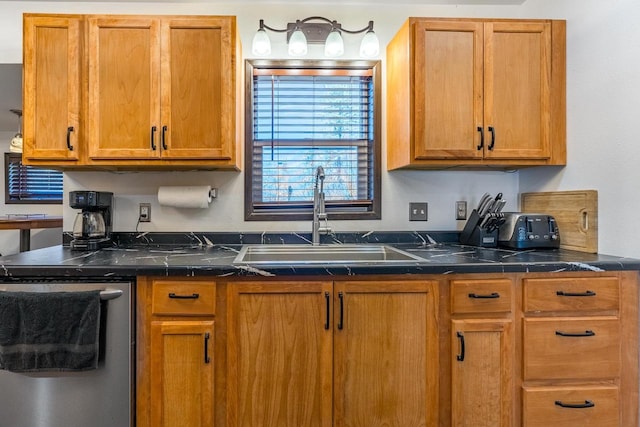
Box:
70, 190, 113, 209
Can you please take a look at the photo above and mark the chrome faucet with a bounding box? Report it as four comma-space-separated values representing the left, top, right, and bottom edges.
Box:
312, 166, 332, 245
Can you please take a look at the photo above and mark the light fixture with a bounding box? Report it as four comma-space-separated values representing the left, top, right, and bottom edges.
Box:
251, 17, 380, 58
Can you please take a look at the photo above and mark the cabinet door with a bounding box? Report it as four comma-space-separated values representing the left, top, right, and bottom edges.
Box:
334, 280, 439, 427
87, 17, 161, 159
451, 319, 513, 427
160, 17, 234, 160
23, 15, 81, 162
484, 22, 551, 160
227, 281, 333, 427
413, 20, 484, 160
150, 320, 214, 427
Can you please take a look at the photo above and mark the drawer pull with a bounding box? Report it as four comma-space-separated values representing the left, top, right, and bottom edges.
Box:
555, 329, 595, 337
556, 290, 596, 297
168, 292, 200, 299
554, 400, 595, 409
456, 332, 465, 362
468, 292, 500, 299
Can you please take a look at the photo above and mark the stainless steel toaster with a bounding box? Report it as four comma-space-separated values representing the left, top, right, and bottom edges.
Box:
498, 213, 560, 249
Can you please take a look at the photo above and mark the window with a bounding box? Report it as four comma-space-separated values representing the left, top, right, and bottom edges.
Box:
4, 153, 63, 204
245, 60, 381, 221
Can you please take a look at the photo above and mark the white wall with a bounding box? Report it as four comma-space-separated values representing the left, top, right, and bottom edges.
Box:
515, 0, 640, 257
3, 1, 638, 257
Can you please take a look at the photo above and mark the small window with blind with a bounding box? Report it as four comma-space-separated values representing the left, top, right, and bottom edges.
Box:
4, 153, 63, 204
245, 60, 381, 221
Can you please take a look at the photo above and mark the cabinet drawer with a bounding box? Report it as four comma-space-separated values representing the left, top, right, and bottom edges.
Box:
451, 279, 512, 314
523, 277, 619, 313
523, 318, 620, 380
151, 280, 216, 316
523, 385, 619, 427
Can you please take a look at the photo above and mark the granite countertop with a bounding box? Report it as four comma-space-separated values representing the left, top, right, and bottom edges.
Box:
0, 231, 638, 280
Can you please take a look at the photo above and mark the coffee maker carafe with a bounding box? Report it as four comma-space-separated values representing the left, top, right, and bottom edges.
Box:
69, 191, 113, 250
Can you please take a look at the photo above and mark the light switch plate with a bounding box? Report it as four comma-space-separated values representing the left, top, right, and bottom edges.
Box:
409, 202, 428, 221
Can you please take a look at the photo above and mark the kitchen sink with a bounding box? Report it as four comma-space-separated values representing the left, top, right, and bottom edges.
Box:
233, 244, 425, 264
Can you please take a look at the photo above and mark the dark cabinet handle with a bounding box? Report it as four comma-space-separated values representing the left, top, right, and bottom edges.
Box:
555, 330, 595, 337
324, 292, 330, 330
161, 125, 168, 150
468, 292, 500, 299
204, 332, 211, 364
150, 126, 157, 150
488, 126, 495, 150
66, 126, 74, 151
477, 126, 484, 150
555, 400, 594, 409
556, 290, 596, 297
337, 292, 344, 330
456, 332, 465, 361
168, 292, 200, 299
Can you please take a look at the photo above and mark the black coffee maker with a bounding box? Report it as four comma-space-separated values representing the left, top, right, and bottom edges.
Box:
69, 190, 113, 250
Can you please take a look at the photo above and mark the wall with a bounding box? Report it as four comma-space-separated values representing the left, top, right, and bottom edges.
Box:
1, 1, 637, 257
516, 0, 640, 257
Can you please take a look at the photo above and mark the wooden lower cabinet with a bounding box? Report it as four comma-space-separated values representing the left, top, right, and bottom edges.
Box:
226, 281, 333, 426
226, 279, 439, 427
137, 271, 638, 427
150, 321, 215, 427
523, 385, 620, 427
451, 319, 513, 427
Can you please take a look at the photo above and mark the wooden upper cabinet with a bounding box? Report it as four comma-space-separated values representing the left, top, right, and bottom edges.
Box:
22, 14, 242, 170
484, 22, 551, 160
87, 16, 237, 163
87, 16, 161, 160
413, 20, 484, 160
386, 18, 566, 169
160, 18, 233, 160
23, 15, 81, 163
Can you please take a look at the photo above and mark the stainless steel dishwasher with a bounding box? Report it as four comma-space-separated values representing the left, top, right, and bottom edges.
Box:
0, 280, 134, 427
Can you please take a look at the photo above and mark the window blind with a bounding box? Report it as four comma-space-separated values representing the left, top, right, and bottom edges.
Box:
5, 153, 63, 204
250, 69, 375, 215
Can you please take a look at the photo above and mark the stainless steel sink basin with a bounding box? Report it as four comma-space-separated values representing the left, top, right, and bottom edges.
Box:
233, 244, 425, 264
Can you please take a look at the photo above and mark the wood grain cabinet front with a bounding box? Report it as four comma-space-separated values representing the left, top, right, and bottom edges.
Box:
22, 14, 82, 165
520, 272, 638, 427
22, 13, 242, 170
449, 278, 514, 427
137, 277, 218, 427
226, 280, 439, 427
386, 17, 566, 169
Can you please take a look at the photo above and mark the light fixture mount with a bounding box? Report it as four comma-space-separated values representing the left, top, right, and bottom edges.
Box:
253, 16, 379, 58
286, 18, 342, 44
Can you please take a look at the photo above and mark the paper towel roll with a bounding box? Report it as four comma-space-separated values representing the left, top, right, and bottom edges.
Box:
158, 186, 212, 209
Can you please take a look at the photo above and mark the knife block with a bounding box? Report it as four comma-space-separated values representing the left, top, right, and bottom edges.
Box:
459, 209, 498, 247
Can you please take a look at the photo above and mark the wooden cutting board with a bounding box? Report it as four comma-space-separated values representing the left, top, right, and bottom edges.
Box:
520, 190, 598, 253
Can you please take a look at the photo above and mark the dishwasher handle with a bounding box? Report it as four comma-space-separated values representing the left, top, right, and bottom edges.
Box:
100, 289, 123, 301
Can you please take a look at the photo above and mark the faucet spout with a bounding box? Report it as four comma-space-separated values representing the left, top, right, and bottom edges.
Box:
312, 166, 331, 245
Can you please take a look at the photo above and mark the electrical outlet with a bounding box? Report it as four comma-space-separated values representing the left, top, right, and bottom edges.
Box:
456, 201, 467, 220
409, 202, 428, 221
139, 203, 151, 222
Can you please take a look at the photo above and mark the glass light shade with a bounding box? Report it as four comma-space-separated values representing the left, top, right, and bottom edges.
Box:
324, 29, 344, 58
359, 30, 380, 58
251, 28, 271, 56
288, 29, 308, 56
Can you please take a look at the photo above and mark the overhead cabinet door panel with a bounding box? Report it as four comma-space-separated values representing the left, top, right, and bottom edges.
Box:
88, 17, 161, 159
484, 22, 551, 160
414, 21, 484, 160
161, 18, 232, 159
